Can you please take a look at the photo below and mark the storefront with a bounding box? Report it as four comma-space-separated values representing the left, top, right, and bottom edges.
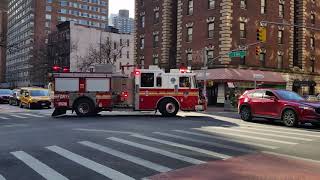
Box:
197, 68, 287, 107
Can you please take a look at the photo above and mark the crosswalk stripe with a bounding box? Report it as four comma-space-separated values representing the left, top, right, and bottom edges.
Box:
241, 123, 320, 134
174, 130, 278, 149
11, 151, 69, 180
0, 116, 9, 120
153, 132, 255, 154
208, 127, 312, 141
195, 127, 298, 145
79, 141, 172, 173
235, 126, 320, 138
131, 134, 232, 159
20, 113, 45, 118
262, 151, 320, 164
46, 146, 134, 180
0, 174, 6, 180
9, 114, 27, 119
108, 137, 205, 165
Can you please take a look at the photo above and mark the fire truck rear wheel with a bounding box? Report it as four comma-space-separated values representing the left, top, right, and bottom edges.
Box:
159, 99, 179, 117
74, 98, 94, 117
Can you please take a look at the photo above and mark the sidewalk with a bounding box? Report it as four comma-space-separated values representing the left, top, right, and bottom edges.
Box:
206, 106, 238, 113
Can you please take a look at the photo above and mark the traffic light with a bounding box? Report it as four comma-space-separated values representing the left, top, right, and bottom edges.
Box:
257, 27, 267, 42
255, 46, 261, 56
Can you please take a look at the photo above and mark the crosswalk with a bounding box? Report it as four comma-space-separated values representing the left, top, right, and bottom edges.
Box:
0, 113, 49, 120
1, 124, 319, 180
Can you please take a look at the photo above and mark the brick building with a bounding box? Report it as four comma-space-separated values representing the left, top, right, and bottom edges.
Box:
6, 0, 108, 87
135, 0, 320, 105
0, 1, 7, 84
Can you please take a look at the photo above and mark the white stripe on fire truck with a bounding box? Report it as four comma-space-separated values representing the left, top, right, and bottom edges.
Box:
11, 151, 69, 180
46, 146, 135, 180
131, 134, 232, 159
79, 141, 172, 173
108, 137, 205, 165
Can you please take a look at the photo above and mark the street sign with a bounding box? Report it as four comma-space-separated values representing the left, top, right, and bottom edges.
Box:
229, 51, 247, 58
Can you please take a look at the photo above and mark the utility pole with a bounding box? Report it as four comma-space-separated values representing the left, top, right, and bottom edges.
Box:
201, 49, 208, 99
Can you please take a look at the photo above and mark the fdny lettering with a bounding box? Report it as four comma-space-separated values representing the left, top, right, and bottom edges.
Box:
54, 94, 69, 99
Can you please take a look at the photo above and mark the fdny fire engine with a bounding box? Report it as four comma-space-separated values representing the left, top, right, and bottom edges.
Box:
49, 66, 206, 117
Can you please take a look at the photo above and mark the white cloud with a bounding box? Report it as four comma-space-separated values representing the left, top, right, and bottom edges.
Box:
109, 0, 135, 18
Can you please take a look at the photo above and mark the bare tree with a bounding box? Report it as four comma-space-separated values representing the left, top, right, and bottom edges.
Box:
77, 36, 127, 72
29, 44, 50, 87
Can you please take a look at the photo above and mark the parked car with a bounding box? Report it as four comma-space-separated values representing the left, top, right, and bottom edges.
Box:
0, 89, 13, 104
9, 89, 21, 106
238, 89, 320, 127
19, 88, 51, 109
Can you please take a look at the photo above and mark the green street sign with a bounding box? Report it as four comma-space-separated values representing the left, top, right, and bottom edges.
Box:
229, 51, 247, 58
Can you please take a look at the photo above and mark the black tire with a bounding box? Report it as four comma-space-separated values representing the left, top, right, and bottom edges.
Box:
19, 102, 24, 108
311, 123, 320, 127
282, 109, 298, 127
158, 99, 179, 117
240, 106, 252, 121
74, 98, 95, 117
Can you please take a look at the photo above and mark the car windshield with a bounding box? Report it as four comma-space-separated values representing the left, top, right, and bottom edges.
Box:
0, 89, 12, 95
30, 90, 49, 96
276, 90, 304, 101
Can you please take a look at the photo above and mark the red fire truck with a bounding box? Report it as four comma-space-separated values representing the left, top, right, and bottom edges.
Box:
49, 66, 207, 117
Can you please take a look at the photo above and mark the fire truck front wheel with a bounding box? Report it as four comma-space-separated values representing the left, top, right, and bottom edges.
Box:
158, 99, 179, 117
74, 98, 95, 117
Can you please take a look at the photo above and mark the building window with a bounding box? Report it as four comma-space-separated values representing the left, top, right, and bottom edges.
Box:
45, 22, 50, 28
59, 9, 67, 14
46, 6, 52, 12
186, 27, 193, 42
207, 50, 214, 62
208, 0, 215, 9
311, 37, 315, 50
240, 0, 247, 9
45, 14, 52, 20
311, 13, 315, 25
240, 22, 246, 38
153, 34, 159, 48
47, 0, 52, 3
187, 52, 193, 65
141, 73, 154, 87
60, 1, 68, 6
259, 52, 266, 66
261, 0, 266, 14
278, 30, 283, 44
154, 10, 160, 24
187, 0, 193, 15
277, 54, 283, 69
311, 59, 315, 73
141, 15, 145, 28
127, 39, 130, 46
127, 51, 130, 59
140, 38, 145, 49
153, 57, 159, 65
279, 1, 284, 18
120, 39, 123, 46
208, 22, 214, 38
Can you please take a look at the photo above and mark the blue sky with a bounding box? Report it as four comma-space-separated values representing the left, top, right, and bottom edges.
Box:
109, 0, 135, 18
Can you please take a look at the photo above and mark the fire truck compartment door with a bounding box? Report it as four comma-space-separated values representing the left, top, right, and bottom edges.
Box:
86, 78, 110, 92
55, 78, 79, 92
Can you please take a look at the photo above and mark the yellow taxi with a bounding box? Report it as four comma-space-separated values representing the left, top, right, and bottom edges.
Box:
19, 87, 51, 109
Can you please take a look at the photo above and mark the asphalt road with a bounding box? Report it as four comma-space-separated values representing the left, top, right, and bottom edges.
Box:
0, 104, 319, 180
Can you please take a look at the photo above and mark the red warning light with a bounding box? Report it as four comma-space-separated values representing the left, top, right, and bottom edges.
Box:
52, 65, 61, 72
63, 67, 70, 73
134, 70, 141, 76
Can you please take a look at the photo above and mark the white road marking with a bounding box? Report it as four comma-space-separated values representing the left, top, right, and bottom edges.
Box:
0, 116, 9, 120
73, 128, 138, 135
175, 130, 278, 149
108, 137, 205, 165
79, 141, 171, 173
46, 146, 134, 180
131, 134, 232, 159
9, 114, 27, 119
0, 174, 6, 180
235, 126, 320, 138
153, 132, 255, 153
197, 127, 298, 145
20, 113, 45, 118
262, 151, 320, 164
208, 127, 312, 141
11, 151, 68, 180
2, 124, 28, 128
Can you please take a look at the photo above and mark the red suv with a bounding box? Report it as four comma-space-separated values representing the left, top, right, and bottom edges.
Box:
238, 89, 320, 127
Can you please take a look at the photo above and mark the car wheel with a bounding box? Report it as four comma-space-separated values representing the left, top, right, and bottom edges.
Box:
74, 99, 94, 117
159, 99, 179, 117
282, 109, 298, 127
240, 106, 252, 121
19, 102, 24, 108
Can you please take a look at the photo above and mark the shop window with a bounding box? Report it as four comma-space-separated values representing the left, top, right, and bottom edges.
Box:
141, 73, 154, 87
